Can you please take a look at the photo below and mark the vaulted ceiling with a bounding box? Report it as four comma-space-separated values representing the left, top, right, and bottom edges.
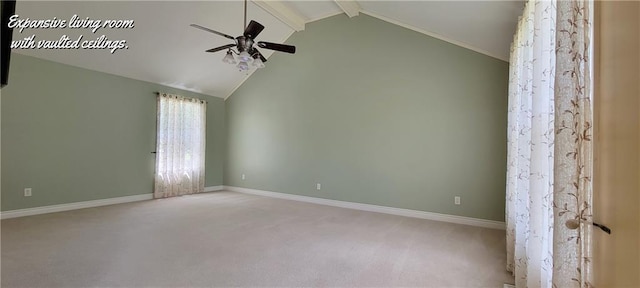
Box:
13, 1, 523, 99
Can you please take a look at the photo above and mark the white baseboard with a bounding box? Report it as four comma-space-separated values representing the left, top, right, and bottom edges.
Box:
0, 193, 153, 220
223, 186, 506, 230
204, 185, 223, 192
1, 186, 224, 220
1, 185, 504, 230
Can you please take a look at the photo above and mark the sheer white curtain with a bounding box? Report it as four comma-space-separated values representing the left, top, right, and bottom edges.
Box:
506, 1, 556, 286
154, 93, 206, 198
506, 0, 594, 287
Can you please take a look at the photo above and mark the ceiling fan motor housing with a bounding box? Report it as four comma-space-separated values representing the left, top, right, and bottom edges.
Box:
236, 36, 254, 52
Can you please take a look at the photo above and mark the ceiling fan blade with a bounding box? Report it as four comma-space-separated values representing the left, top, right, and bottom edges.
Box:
190, 24, 236, 40
244, 20, 265, 39
253, 49, 267, 63
257, 42, 296, 54
206, 44, 236, 53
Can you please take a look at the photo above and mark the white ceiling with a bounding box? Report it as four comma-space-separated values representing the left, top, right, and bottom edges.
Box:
13, 1, 523, 99
285, 1, 343, 22
357, 1, 524, 60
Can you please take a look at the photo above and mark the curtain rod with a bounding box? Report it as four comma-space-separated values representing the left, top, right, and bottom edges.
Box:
154, 92, 208, 103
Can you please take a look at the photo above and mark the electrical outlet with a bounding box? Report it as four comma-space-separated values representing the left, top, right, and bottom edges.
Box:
241, 174, 246, 180
454, 196, 461, 205
316, 183, 321, 190
24, 188, 32, 197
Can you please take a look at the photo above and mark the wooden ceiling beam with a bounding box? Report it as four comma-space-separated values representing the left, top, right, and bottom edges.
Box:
334, 0, 360, 18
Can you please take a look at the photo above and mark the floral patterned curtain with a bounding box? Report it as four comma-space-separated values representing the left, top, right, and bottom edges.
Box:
506, 0, 594, 287
552, 0, 594, 287
154, 93, 207, 198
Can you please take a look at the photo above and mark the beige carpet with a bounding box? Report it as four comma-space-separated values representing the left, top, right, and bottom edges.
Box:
1, 191, 514, 287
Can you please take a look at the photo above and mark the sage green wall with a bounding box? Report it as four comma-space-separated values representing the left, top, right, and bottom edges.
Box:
1, 54, 225, 211
225, 14, 509, 221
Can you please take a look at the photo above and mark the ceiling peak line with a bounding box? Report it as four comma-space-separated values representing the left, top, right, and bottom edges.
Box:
252, 0, 306, 31
334, 0, 361, 18
306, 11, 344, 24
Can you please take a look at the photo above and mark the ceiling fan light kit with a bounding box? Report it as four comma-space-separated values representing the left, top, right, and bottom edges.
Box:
236, 61, 249, 71
222, 50, 237, 64
238, 51, 253, 63
191, 0, 296, 72
252, 57, 265, 68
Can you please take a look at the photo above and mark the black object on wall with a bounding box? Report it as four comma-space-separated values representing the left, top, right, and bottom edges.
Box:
1, 0, 16, 87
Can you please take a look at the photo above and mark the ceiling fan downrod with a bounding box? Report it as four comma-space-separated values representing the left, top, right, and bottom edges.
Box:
244, 0, 247, 31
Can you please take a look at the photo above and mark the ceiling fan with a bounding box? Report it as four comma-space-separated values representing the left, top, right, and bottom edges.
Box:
190, 0, 296, 71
